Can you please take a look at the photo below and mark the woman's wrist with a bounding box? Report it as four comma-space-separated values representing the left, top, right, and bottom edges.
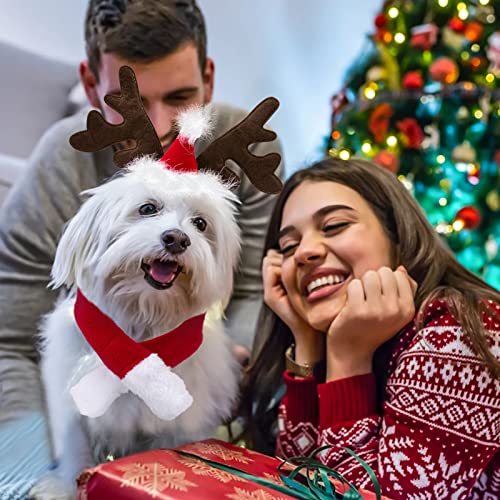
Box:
325, 352, 372, 382
291, 327, 325, 366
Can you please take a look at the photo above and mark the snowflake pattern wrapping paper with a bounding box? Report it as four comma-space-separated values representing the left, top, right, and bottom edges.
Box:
76, 439, 391, 499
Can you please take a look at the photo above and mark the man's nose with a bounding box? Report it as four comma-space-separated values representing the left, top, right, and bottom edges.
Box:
147, 104, 175, 145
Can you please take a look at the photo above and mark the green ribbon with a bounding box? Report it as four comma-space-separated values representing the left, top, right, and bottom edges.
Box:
175, 444, 381, 499
175, 450, 311, 499
277, 445, 381, 500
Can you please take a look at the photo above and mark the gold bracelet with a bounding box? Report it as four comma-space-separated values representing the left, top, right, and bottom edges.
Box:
285, 345, 318, 378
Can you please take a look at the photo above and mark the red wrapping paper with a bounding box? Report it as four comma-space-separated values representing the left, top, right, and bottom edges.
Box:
77, 439, 389, 499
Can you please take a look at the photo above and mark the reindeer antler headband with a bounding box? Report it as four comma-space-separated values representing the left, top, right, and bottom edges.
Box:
70, 65, 283, 194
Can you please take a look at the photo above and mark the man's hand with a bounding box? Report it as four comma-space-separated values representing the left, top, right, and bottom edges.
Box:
326, 266, 417, 381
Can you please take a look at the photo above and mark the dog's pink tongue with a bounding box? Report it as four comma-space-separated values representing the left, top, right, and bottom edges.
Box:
150, 261, 178, 283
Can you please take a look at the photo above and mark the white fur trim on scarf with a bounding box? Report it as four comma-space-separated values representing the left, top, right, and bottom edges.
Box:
122, 353, 193, 420
70, 364, 126, 418
177, 104, 214, 144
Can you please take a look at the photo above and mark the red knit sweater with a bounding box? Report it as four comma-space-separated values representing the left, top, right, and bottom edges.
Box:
277, 300, 500, 499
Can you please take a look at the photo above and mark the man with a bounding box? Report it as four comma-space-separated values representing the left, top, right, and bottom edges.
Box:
0, 0, 283, 493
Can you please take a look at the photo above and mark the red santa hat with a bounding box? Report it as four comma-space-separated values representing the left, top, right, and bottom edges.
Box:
159, 104, 213, 173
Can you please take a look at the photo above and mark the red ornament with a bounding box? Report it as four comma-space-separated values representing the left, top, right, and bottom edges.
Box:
464, 21, 484, 42
411, 23, 439, 50
374, 13, 387, 29
374, 150, 400, 173
402, 71, 424, 89
368, 103, 394, 144
331, 88, 349, 125
449, 17, 465, 33
429, 57, 459, 84
396, 118, 424, 149
455, 206, 482, 230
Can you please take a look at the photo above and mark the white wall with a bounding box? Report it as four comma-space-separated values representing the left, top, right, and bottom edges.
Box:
0, 0, 379, 173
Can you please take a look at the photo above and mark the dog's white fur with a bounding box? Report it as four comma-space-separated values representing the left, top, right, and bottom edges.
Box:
33, 158, 242, 497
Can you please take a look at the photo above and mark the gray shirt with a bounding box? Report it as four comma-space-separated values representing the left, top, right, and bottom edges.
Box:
0, 102, 283, 421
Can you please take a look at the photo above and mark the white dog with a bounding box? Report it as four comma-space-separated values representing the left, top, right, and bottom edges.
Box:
32, 154, 242, 497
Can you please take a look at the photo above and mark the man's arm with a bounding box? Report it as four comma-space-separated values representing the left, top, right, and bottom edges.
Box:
0, 115, 103, 421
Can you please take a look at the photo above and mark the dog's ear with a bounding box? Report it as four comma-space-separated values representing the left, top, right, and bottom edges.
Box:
51, 193, 110, 289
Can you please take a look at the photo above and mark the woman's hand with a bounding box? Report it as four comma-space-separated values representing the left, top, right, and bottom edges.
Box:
263, 249, 324, 365
326, 266, 417, 381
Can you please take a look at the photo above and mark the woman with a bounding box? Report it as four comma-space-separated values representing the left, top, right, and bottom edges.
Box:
240, 158, 499, 499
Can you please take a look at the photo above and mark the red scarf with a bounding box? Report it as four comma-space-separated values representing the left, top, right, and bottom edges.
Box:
74, 289, 205, 379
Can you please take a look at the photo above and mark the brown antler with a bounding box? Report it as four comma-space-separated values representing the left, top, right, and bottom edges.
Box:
197, 97, 283, 194
69, 66, 163, 167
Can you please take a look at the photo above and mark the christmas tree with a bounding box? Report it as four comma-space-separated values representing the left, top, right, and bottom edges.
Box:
327, 0, 499, 289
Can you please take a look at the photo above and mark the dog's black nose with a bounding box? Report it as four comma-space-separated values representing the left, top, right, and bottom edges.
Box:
161, 229, 191, 254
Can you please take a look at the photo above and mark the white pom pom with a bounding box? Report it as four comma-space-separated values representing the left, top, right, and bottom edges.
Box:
123, 353, 193, 420
177, 104, 214, 144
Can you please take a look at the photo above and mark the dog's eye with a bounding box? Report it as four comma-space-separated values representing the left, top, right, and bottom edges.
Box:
139, 203, 159, 216
191, 217, 207, 232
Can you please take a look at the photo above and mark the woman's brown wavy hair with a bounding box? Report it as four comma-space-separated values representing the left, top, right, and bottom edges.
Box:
239, 157, 500, 454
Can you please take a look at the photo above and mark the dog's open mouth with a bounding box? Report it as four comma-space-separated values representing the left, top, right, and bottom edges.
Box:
141, 260, 182, 290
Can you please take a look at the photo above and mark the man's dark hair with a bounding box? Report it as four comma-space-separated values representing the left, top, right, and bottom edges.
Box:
85, 0, 207, 81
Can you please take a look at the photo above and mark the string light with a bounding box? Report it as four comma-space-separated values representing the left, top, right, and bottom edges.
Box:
436, 154, 446, 164
394, 32, 406, 44
474, 109, 483, 119
486, 14, 495, 23
386, 135, 398, 147
485, 73, 495, 83
388, 7, 399, 18
361, 142, 372, 153
437, 0, 448, 7
471, 44, 480, 53
364, 87, 376, 99
339, 149, 351, 160
471, 57, 481, 68
440, 179, 451, 191
439, 198, 448, 207
458, 8, 469, 20
453, 220, 465, 231
479, 0, 490, 5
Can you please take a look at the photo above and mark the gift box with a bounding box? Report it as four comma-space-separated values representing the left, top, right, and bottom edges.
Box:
77, 439, 389, 499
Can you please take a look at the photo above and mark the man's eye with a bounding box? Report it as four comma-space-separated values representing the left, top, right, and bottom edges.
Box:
139, 203, 159, 216
165, 94, 194, 103
191, 216, 207, 232
323, 222, 349, 233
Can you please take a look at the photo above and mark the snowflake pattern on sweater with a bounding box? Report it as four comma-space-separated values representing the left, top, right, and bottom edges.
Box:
277, 300, 500, 499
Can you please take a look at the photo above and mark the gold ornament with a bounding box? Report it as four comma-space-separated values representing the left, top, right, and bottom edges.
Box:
486, 190, 500, 211
452, 142, 476, 163
366, 65, 388, 83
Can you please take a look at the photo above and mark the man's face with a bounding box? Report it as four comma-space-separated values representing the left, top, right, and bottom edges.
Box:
81, 42, 214, 151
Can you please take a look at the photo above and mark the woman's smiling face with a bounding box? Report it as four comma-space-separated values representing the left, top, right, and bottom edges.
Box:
278, 180, 395, 332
